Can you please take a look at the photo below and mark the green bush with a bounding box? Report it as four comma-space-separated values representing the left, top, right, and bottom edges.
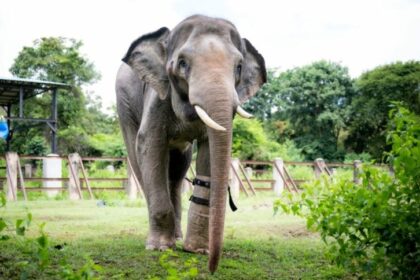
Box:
233, 118, 302, 161
58, 126, 100, 155
275, 105, 420, 279
24, 136, 48, 156
88, 133, 126, 157
343, 152, 372, 164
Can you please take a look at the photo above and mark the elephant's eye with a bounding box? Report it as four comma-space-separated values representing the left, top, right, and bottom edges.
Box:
235, 64, 242, 81
178, 59, 188, 71
236, 64, 242, 75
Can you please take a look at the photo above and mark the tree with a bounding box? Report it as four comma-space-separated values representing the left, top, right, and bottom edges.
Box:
346, 61, 420, 160
242, 70, 284, 121
232, 118, 302, 161
9, 37, 102, 154
275, 61, 354, 160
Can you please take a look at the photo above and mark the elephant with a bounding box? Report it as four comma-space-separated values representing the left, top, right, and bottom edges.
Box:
115, 15, 266, 272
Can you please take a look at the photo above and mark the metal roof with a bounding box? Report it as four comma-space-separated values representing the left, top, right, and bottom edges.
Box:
0, 76, 70, 106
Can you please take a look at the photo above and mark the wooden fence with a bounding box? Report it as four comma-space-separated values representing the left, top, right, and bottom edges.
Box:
0, 152, 374, 201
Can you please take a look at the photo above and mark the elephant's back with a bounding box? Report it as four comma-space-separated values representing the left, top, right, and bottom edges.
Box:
115, 63, 144, 124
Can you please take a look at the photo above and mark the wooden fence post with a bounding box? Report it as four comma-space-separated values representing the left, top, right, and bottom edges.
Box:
353, 160, 362, 184
68, 153, 82, 200
245, 167, 252, 180
43, 154, 62, 197
5, 152, 18, 201
24, 164, 32, 178
126, 162, 138, 200
273, 158, 284, 196
126, 158, 144, 198
314, 158, 324, 178
230, 158, 240, 199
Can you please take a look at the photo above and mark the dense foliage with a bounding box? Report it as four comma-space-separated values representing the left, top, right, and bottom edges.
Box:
276, 61, 354, 160
246, 60, 420, 162
346, 61, 420, 159
275, 105, 420, 278
6, 37, 124, 156
242, 70, 283, 121
5, 36, 420, 164
245, 61, 355, 160
232, 118, 302, 161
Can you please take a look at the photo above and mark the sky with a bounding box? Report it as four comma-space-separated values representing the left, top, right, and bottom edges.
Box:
1, 0, 419, 111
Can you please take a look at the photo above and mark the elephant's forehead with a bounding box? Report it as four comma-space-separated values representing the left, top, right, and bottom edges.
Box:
192, 35, 228, 53
169, 18, 242, 56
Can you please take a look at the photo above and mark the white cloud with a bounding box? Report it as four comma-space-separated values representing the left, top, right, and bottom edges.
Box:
0, 0, 419, 110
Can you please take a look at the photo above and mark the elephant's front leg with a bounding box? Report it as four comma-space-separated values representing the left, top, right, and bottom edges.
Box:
137, 134, 175, 250
184, 140, 211, 254
168, 147, 192, 240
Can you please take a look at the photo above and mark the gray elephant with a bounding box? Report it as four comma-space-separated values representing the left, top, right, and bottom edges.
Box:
115, 15, 266, 272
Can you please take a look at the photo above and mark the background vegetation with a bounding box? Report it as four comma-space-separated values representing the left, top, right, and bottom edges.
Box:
3, 37, 419, 163
275, 106, 420, 279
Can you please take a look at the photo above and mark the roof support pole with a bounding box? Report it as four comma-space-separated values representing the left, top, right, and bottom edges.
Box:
51, 88, 58, 154
6, 104, 11, 151
19, 86, 24, 118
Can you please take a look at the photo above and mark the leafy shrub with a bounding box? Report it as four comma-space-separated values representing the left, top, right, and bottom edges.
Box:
150, 249, 198, 280
233, 118, 302, 161
343, 152, 372, 164
88, 133, 126, 157
24, 136, 48, 156
275, 105, 420, 279
0, 190, 101, 279
58, 126, 101, 155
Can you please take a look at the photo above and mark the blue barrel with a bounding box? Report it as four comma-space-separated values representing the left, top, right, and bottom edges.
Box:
0, 119, 9, 140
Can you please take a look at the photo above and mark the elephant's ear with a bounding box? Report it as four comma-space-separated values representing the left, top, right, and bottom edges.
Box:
237, 38, 267, 103
122, 27, 170, 100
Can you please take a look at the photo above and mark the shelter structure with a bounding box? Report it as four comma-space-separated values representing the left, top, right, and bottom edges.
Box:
0, 77, 70, 153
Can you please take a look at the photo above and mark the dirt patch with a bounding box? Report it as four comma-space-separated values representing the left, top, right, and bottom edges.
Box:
38, 215, 93, 222
269, 224, 317, 238
252, 203, 271, 210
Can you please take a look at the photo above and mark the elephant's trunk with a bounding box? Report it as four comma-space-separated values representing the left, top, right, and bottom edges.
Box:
206, 102, 233, 273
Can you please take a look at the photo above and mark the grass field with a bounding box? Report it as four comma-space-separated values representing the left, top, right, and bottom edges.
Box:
0, 192, 352, 279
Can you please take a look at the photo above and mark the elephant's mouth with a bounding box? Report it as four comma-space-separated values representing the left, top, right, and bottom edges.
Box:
184, 106, 199, 122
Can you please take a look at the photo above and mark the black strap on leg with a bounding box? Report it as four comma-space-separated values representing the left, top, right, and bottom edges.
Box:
228, 187, 238, 212
189, 177, 210, 207
187, 177, 238, 212
189, 195, 209, 206
192, 178, 210, 188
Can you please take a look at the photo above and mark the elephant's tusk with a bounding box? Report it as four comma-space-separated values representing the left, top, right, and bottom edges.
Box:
236, 106, 254, 119
194, 106, 227, 131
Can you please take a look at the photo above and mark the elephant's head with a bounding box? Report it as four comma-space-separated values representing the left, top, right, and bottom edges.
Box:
122, 15, 266, 272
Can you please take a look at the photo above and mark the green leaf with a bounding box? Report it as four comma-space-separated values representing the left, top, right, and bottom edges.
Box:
16, 219, 26, 236
0, 192, 6, 207
0, 218, 6, 232
37, 235, 48, 248
0, 235, 10, 241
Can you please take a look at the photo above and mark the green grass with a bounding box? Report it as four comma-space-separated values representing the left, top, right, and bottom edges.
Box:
0, 193, 352, 279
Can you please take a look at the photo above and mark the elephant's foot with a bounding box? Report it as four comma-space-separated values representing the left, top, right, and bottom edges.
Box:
183, 241, 209, 255
183, 204, 209, 254
146, 232, 176, 251
183, 215, 209, 254
175, 227, 183, 241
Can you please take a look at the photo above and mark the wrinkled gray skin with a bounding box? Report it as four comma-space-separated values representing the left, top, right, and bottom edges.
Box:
115, 15, 266, 272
